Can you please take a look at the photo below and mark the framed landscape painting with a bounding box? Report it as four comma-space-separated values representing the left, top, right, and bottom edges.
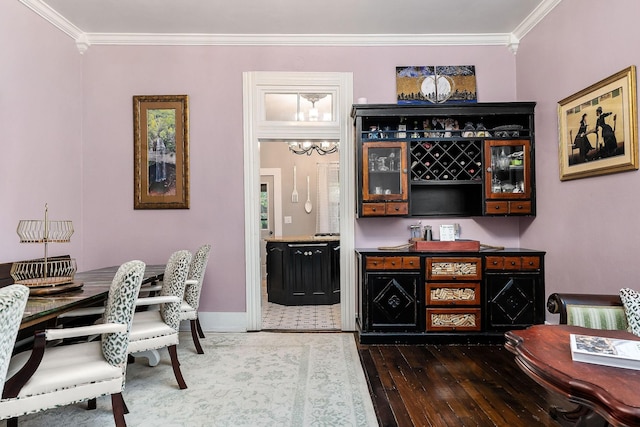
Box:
558, 66, 638, 181
133, 95, 190, 209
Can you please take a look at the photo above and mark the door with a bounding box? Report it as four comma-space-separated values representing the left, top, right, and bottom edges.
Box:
259, 177, 275, 280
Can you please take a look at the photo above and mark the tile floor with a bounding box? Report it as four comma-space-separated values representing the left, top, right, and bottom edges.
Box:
262, 282, 341, 330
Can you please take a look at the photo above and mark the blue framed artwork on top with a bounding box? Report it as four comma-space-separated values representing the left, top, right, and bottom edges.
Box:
396, 66, 477, 105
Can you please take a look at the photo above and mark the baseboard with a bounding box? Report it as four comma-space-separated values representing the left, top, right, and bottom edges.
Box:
179, 311, 247, 333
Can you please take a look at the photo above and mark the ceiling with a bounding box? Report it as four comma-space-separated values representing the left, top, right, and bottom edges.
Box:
21, 0, 560, 50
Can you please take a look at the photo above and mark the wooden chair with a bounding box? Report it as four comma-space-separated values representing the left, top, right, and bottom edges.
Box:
127, 250, 192, 389
0, 261, 146, 427
180, 244, 211, 354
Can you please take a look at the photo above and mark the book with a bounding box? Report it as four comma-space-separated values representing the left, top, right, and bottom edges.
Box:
570, 333, 640, 371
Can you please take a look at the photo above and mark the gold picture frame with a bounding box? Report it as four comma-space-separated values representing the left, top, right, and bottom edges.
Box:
133, 95, 189, 209
558, 66, 638, 181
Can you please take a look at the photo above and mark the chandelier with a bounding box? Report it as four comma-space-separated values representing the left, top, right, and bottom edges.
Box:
300, 93, 329, 121
288, 140, 339, 156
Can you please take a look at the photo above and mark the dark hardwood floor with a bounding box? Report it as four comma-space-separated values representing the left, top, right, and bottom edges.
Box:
358, 342, 571, 427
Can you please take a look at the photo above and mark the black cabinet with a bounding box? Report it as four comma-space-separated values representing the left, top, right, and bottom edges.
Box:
266, 240, 340, 306
352, 102, 536, 217
485, 272, 545, 331
356, 249, 545, 344
364, 272, 421, 332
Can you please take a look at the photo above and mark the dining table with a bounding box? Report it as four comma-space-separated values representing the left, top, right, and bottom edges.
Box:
20, 264, 166, 330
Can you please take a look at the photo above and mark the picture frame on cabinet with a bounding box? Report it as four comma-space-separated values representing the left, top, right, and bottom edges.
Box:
133, 95, 190, 209
558, 66, 638, 181
396, 66, 477, 105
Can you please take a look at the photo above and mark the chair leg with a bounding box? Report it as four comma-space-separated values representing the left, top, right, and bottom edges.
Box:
190, 319, 204, 354
111, 392, 127, 427
168, 344, 188, 389
196, 318, 205, 339
7, 417, 17, 427
88, 397, 97, 410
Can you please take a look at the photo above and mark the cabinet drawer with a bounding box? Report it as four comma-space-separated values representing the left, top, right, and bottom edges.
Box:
402, 256, 420, 270
366, 256, 420, 271
362, 203, 386, 216
509, 201, 532, 214
383, 257, 403, 269
385, 202, 408, 215
426, 283, 481, 306
486, 201, 532, 215
426, 258, 482, 281
485, 256, 540, 271
426, 308, 482, 331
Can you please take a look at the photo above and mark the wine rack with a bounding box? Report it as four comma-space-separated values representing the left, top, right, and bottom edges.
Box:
410, 140, 482, 182
353, 102, 536, 217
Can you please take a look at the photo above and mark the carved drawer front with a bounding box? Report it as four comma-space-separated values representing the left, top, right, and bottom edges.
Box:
426, 308, 482, 331
426, 257, 482, 281
426, 283, 480, 306
485, 256, 540, 271
366, 256, 420, 271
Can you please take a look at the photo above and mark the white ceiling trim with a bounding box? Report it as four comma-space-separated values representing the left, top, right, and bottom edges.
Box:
512, 0, 562, 40
20, 0, 83, 40
20, 0, 561, 53
84, 32, 513, 47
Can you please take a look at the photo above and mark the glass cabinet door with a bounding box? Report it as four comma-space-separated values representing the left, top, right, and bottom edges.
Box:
362, 142, 407, 201
484, 140, 531, 199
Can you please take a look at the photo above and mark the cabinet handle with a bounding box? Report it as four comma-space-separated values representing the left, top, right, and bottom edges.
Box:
494, 205, 501, 210
510, 261, 516, 266
492, 261, 498, 265
528, 261, 534, 266
372, 207, 377, 212
394, 207, 400, 211
515, 204, 524, 209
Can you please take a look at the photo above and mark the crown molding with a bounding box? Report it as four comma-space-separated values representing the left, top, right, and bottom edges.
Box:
512, 0, 562, 40
19, 0, 83, 40
84, 32, 513, 48
20, 0, 561, 53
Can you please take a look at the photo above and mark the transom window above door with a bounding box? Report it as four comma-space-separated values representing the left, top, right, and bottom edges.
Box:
264, 92, 333, 122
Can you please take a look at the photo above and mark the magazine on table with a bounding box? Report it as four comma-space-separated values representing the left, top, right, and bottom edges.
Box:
570, 333, 640, 371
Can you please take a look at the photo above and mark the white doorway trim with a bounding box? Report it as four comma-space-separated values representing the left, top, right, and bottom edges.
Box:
243, 71, 355, 331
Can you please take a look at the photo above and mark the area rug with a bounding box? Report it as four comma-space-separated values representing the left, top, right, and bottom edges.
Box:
11, 332, 378, 427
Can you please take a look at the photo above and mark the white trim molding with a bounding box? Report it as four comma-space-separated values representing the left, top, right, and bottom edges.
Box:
243, 71, 354, 332
20, 0, 563, 53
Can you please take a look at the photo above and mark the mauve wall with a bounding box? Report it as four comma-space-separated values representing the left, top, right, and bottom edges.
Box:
79, 45, 519, 314
516, 0, 640, 322
10, 1, 622, 323
0, 2, 83, 262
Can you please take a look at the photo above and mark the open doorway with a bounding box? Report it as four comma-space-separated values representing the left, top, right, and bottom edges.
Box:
243, 71, 355, 332
260, 144, 341, 330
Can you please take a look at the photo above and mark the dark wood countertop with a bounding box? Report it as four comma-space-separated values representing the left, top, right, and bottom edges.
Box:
355, 247, 545, 255
265, 235, 340, 243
